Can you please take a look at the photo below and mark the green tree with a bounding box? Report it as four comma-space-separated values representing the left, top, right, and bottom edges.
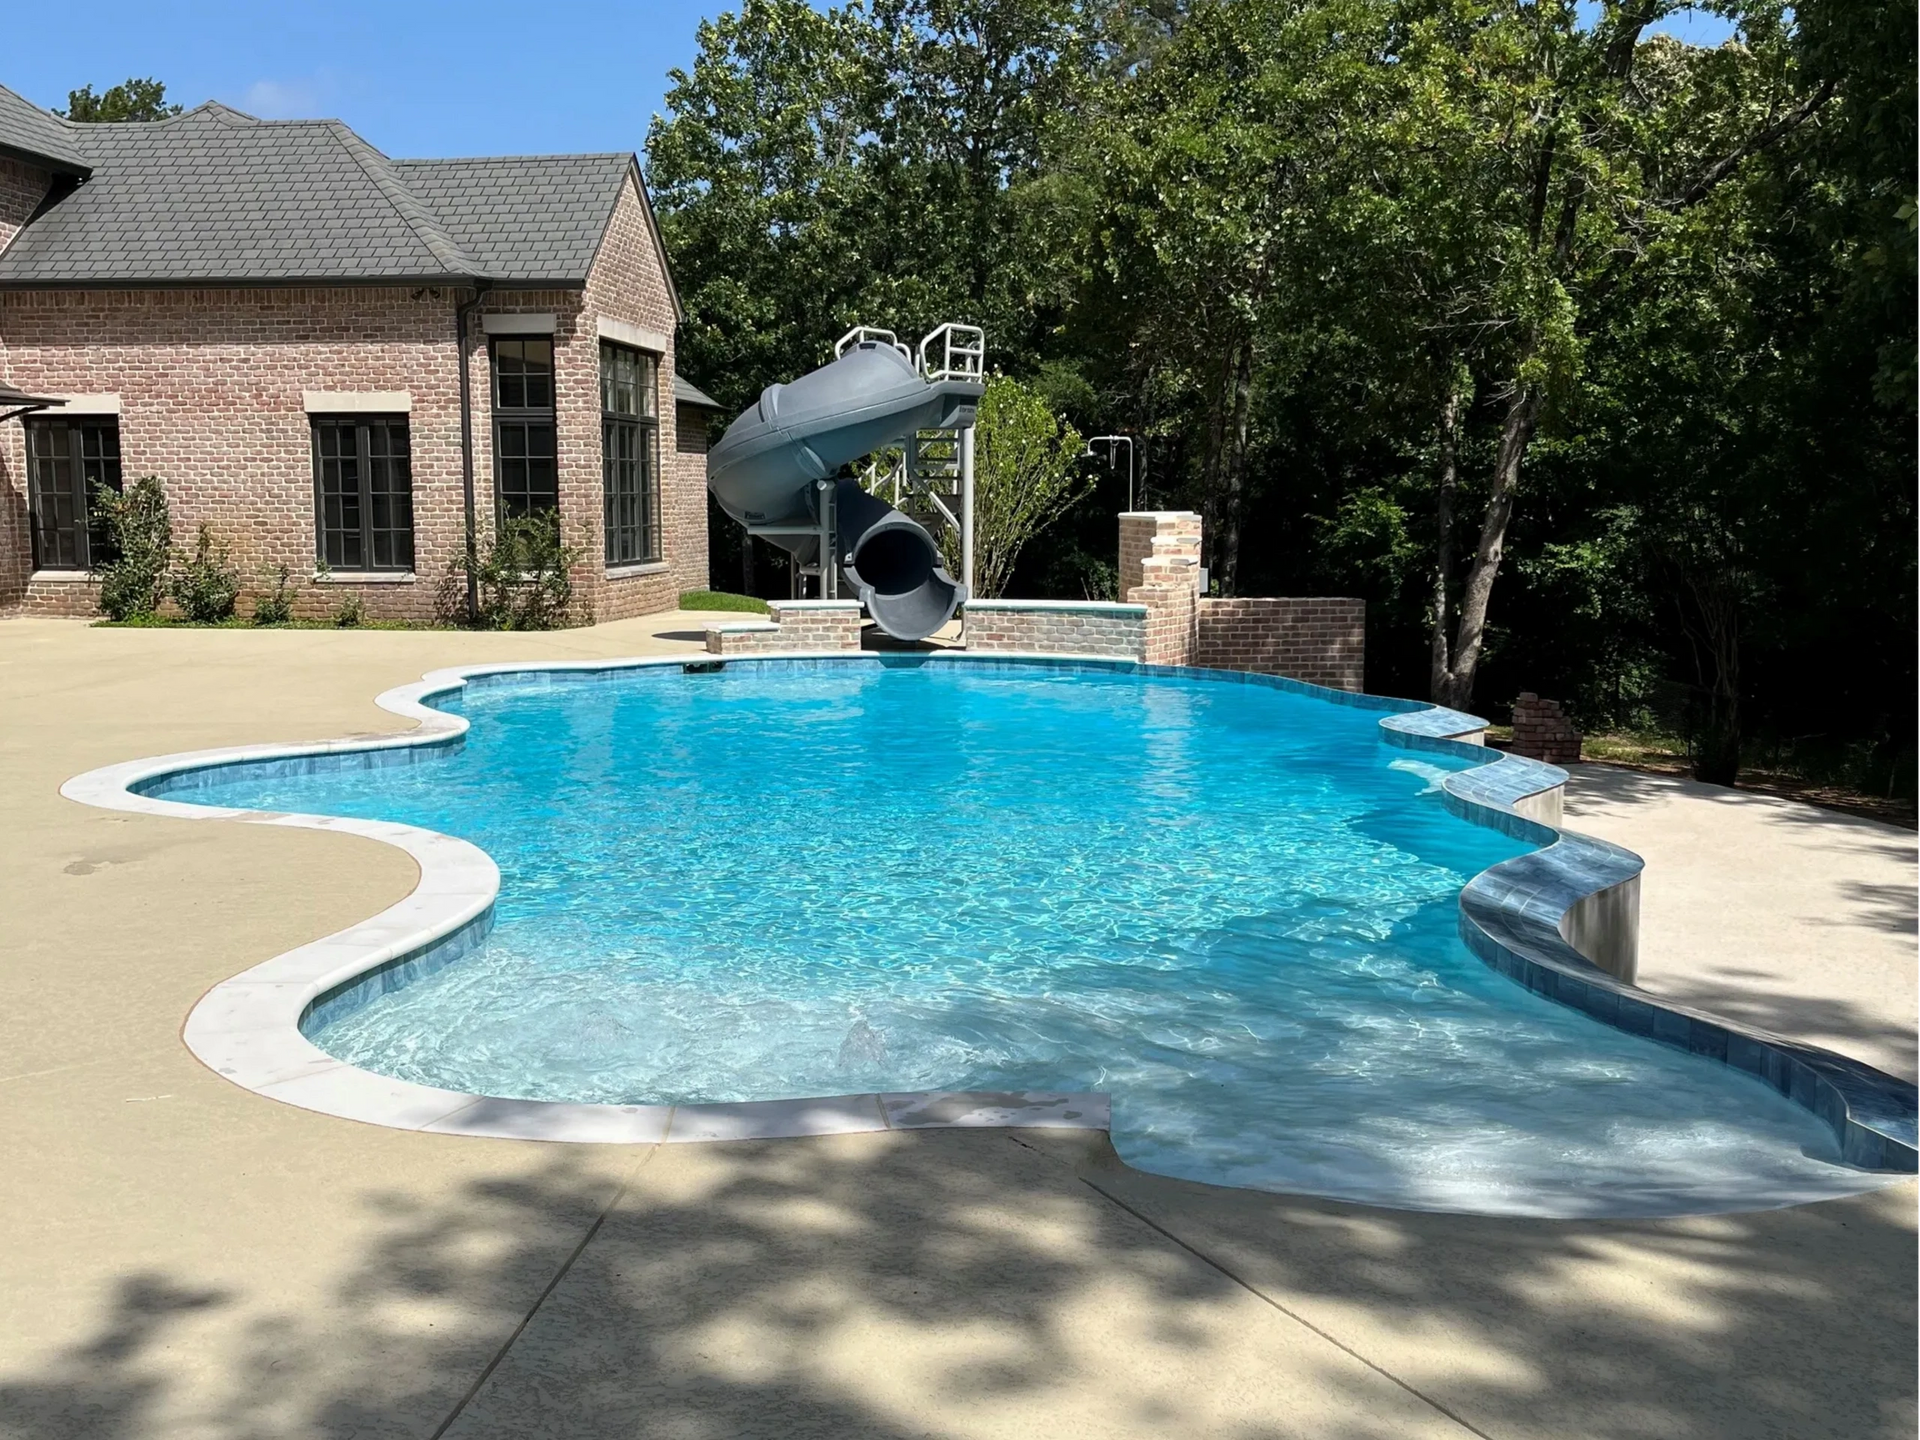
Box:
58, 79, 182, 122
936, 375, 1087, 598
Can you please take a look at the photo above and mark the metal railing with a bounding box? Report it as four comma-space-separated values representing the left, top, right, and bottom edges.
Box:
916, 323, 985, 383
834, 326, 912, 363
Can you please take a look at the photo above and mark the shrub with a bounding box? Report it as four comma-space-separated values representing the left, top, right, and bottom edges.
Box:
91, 477, 173, 621
252, 564, 295, 625
332, 591, 367, 628
461, 512, 583, 630
170, 524, 241, 622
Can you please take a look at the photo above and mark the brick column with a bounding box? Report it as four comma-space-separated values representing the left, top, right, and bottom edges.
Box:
1120, 511, 1203, 665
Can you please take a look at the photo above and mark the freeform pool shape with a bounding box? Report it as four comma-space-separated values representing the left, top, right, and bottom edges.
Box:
66, 654, 1916, 1218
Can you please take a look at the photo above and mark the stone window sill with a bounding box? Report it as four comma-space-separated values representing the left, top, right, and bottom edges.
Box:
606, 561, 670, 580
314, 571, 416, 585
29, 569, 96, 583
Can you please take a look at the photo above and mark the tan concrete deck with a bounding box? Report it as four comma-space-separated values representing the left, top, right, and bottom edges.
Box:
1, 615, 1912, 1440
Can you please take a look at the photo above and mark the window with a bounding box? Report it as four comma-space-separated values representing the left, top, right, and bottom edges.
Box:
312, 416, 413, 571
600, 340, 660, 566
491, 337, 557, 521
25, 417, 121, 570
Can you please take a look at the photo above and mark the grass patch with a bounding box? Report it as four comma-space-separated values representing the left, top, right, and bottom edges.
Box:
678, 590, 769, 614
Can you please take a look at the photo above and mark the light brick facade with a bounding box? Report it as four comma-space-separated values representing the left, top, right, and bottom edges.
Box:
0, 173, 708, 623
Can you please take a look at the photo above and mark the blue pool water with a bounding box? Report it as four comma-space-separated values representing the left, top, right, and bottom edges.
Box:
180, 661, 1888, 1215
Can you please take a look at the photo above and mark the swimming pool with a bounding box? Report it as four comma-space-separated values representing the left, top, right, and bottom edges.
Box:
156, 658, 1901, 1216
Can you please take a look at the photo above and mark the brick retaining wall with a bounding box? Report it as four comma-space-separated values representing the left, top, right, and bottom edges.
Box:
1195, 596, 1365, 691
704, 599, 863, 654
962, 600, 1146, 658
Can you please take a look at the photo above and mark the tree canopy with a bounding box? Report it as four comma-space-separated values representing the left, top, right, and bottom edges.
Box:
58, 78, 183, 122
654, 0, 1911, 792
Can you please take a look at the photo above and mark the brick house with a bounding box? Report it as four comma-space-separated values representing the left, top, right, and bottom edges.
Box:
0, 85, 720, 622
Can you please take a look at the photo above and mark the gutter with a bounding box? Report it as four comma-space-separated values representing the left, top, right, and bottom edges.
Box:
456, 282, 493, 624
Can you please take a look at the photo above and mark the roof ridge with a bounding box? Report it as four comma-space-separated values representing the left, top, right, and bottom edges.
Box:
392, 152, 634, 165
325, 122, 484, 279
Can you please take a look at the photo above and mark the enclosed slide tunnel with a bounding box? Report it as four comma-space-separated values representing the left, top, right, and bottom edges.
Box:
705, 335, 982, 641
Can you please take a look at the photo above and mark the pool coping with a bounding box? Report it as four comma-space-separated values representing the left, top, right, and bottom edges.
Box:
59, 650, 1917, 1170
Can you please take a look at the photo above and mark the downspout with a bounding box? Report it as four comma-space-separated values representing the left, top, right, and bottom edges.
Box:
456, 282, 493, 624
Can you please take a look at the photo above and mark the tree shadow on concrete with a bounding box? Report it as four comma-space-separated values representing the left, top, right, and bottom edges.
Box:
1, 1129, 1912, 1440
0, 1133, 1443, 1440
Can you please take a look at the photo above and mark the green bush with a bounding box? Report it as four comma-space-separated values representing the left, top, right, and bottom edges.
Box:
170, 524, 241, 622
332, 591, 367, 628
252, 564, 295, 625
90, 477, 173, 621
461, 512, 583, 630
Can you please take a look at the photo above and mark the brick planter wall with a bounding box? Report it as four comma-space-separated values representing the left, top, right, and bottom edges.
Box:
962, 600, 1147, 658
1195, 596, 1366, 691
704, 599, 863, 654
1509, 693, 1583, 765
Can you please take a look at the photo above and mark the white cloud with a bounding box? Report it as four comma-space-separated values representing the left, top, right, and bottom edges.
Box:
239, 76, 328, 120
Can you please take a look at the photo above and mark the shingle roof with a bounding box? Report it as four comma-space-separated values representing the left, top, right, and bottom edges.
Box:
392, 155, 633, 283
0, 90, 656, 293
0, 86, 88, 173
674, 376, 725, 410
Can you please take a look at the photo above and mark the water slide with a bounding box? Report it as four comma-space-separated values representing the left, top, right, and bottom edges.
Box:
706, 334, 983, 641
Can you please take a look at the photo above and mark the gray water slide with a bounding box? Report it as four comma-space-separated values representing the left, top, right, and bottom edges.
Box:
706, 339, 982, 641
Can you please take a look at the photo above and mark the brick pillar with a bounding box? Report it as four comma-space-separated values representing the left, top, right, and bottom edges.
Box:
1121, 512, 1203, 665
1509, 693, 1583, 765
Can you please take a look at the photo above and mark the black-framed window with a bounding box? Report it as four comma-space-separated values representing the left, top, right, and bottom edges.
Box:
491, 337, 558, 521
601, 341, 660, 566
312, 415, 413, 571
25, 416, 121, 571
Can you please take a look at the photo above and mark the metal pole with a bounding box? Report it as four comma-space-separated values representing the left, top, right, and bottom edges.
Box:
960, 423, 976, 601
817, 479, 835, 599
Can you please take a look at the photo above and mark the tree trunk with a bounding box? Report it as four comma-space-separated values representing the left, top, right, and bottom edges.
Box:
1435, 382, 1541, 709
1680, 571, 1743, 785
1428, 384, 1465, 702
1198, 340, 1236, 579
1218, 337, 1255, 595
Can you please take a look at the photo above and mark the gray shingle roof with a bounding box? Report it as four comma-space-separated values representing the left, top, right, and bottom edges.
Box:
674, 376, 724, 410
0, 92, 653, 291
0, 85, 88, 173
392, 155, 633, 283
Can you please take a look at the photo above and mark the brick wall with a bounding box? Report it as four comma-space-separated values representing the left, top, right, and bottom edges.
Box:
1194, 596, 1366, 691
0, 174, 706, 624
0, 158, 47, 253
704, 599, 862, 653
962, 599, 1146, 658
576, 175, 701, 623
1508, 692, 1583, 765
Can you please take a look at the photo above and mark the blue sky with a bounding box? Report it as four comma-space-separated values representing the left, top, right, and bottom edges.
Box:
6, 0, 1736, 162
4, 0, 729, 160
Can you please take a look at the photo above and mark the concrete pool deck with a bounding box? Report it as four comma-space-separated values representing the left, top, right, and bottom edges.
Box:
1, 615, 1913, 1439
